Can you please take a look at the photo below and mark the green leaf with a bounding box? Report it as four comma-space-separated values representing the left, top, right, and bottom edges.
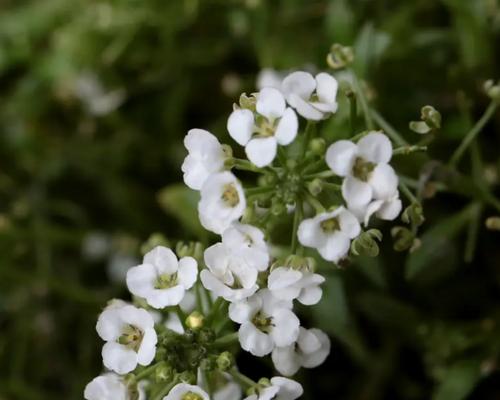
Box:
432, 360, 483, 400
157, 184, 207, 240
405, 203, 478, 283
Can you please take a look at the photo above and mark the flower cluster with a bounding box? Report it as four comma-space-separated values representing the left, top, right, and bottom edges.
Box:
86, 65, 418, 399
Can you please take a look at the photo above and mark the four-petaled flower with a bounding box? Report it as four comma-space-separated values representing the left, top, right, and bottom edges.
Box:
268, 267, 325, 305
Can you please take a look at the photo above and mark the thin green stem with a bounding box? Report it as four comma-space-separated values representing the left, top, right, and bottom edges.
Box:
392, 145, 427, 156
206, 297, 224, 326
304, 170, 335, 180
399, 180, 418, 205
230, 369, 257, 388
350, 70, 374, 130
233, 159, 265, 173
464, 203, 482, 263
212, 332, 239, 347
303, 158, 326, 174
302, 121, 316, 158
449, 102, 498, 167
135, 363, 160, 380
291, 198, 303, 254
349, 93, 357, 136
323, 182, 342, 191
245, 186, 274, 196
303, 191, 326, 213
371, 109, 409, 146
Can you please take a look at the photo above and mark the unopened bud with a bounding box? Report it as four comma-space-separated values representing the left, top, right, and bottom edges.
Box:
216, 351, 234, 371
185, 311, 204, 330
307, 179, 323, 196
309, 138, 326, 155
283, 254, 316, 272
351, 229, 382, 257
199, 357, 216, 371
155, 363, 174, 383
176, 241, 204, 261
401, 203, 425, 227
327, 43, 354, 70
485, 216, 500, 231
197, 327, 216, 344
177, 370, 196, 384
238, 92, 257, 111
484, 80, 500, 102
421, 105, 441, 129
391, 226, 415, 252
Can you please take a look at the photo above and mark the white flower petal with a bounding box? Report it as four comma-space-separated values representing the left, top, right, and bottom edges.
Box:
118, 305, 155, 331
228, 296, 261, 324
297, 217, 324, 248
102, 342, 137, 374
297, 327, 322, 353
271, 309, 300, 347
301, 329, 331, 369
282, 71, 316, 101
326, 140, 358, 177
227, 109, 254, 146
256, 87, 286, 119
377, 197, 402, 221
297, 285, 323, 305
357, 132, 393, 164
270, 377, 303, 400
239, 323, 274, 356
147, 285, 186, 308
318, 231, 350, 263
315, 72, 338, 108
338, 208, 361, 239
96, 308, 126, 342
245, 137, 278, 167
272, 346, 301, 376
144, 246, 178, 275
342, 176, 373, 209
165, 383, 210, 400
274, 108, 298, 146
177, 257, 198, 289
268, 267, 302, 291
288, 93, 324, 120
84, 374, 128, 400
137, 328, 157, 366
369, 164, 398, 200
126, 264, 157, 300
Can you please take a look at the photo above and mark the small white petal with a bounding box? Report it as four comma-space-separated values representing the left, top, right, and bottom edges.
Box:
118, 305, 155, 331
239, 323, 274, 356
268, 267, 302, 291
297, 217, 324, 248
297, 327, 322, 353
318, 231, 350, 263
177, 257, 198, 289
301, 329, 331, 369
357, 132, 393, 164
326, 140, 358, 176
126, 264, 157, 300
143, 246, 178, 275
369, 164, 398, 200
245, 137, 278, 167
256, 87, 286, 119
297, 285, 323, 305
147, 285, 186, 308
377, 197, 402, 221
288, 93, 324, 120
270, 377, 303, 400
272, 346, 301, 376
96, 308, 125, 342
342, 176, 373, 209
315, 72, 338, 108
282, 71, 316, 101
338, 208, 362, 239
274, 108, 298, 145
271, 309, 300, 347
227, 109, 254, 146
228, 296, 262, 324
102, 342, 137, 374
84, 374, 128, 400
165, 383, 210, 400
137, 328, 157, 366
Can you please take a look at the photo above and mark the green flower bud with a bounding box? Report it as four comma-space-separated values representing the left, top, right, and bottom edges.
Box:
307, 179, 323, 196
216, 351, 234, 371
176, 241, 204, 261
309, 138, 326, 155
484, 80, 500, 102
327, 43, 354, 70
409, 105, 441, 134
178, 370, 197, 384
141, 233, 170, 255
401, 203, 425, 227
197, 327, 216, 344
199, 357, 216, 371
185, 311, 204, 330
350, 229, 382, 257
155, 363, 174, 383
238, 92, 257, 111
485, 216, 500, 231
391, 226, 416, 252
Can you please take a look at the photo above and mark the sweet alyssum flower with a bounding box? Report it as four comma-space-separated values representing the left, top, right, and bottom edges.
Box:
126, 246, 198, 309
298, 207, 361, 263
326, 131, 401, 223
267, 266, 325, 306
200, 223, 269, 302
96, 302, 157, 374
198, 171, 246, 234
229, 289, 300, 357
227, 87, 298, 167
281, 71, 338, 121
163, 383, 209, 400
272, 327, 331, 376
244, 377, 303, 400
182, 128, 227, 190
84, 373, 144, 400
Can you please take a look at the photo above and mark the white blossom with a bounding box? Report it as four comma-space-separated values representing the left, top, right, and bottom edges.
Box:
163, 383, 210, 400
213, 376, 243, 400
243, 377, 303, 400
272, 327, 331, 376
281, 71, 338, 120
229, 289, 300, 357
267, 267, 325, 305
227, 88, 298, 167
84, 374, 145, 400
182, 129, 227, 190
126, 246, 198, 309
326, 131, 401, 223
257, 68, 284, 90
198, 172, 246, 234
96, 303, 157, 374
298, 207, 361, 263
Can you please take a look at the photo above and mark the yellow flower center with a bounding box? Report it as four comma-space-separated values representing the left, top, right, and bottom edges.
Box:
154, 272, 178, 289
118, 324, 143, 351
252, 311, 273, 333
182, 392, 203, 400
221, 183, 240, 207
352, 157, 375, 182
320, 217, 340, 233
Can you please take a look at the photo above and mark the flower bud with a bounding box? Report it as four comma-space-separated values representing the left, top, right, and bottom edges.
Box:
485, 216, 500, 231
401, 203, 425, 227
177, 370, 196, 384
309, 138, 326, 155
199, 357, 216, 371
421, 105, 441, 129
484, 80, 500, 102
391, 226, 415, 252
141, 233, 170, 255
197, 327, 216, 344
350, 229, 382, 257
216, 351, 234, 371
155, 363, 174, 383
307, 179, 323, 196
185, 311, 204, 330
176, 241, 204, 261
327, 43, 354, 70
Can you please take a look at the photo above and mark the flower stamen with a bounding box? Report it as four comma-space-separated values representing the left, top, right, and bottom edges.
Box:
221, 183, 240, 207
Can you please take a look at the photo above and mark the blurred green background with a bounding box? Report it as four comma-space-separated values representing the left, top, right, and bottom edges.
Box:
1, 0, 500, 399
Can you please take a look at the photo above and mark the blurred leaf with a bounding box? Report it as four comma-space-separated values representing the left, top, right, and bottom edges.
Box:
353, 23, 391, 77
432, 360, 483, 400
157, 184, 207, 240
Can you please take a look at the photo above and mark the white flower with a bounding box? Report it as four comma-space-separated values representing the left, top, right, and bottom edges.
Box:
243, 377, 303, 400
96, 303, 157, 374
257, 68, 284, 90
126, 246, 198, 309
281, 71, 338, 120
267, 267, 325, 305
182, 129, 227, 190
163, 383, 210, 400
227, 87, 298, 167
214, 379, 243, 400
84, 374, 145, 400
272, 327, 331, 376
229, 289, 300, 357
326, 131, 401, 222
298, 207, 361, 263
356, 193, 402, 226
198, 171, 246, 234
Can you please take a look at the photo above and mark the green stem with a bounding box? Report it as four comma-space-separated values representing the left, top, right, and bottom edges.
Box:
206, 297, 225, 326
399, 180, 418, 204
302, 121, 315, 158
245, 186, 274, 196
351, 70, 374, 130
229, 369, 257, 388
304, 170, 335, 180
303, 159, 326, 174
303, 191, 326, 213
371, 109, 409, 146
135, 363, 160, 380
464, 203, 482, 263
233, 159, 265, 173
212, 332, 239, 347
291, 198, 303, 253
392, 145, 427, 156
449, 102, 498, 167
323, 182, 342, 191
349, 92, 357, 136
